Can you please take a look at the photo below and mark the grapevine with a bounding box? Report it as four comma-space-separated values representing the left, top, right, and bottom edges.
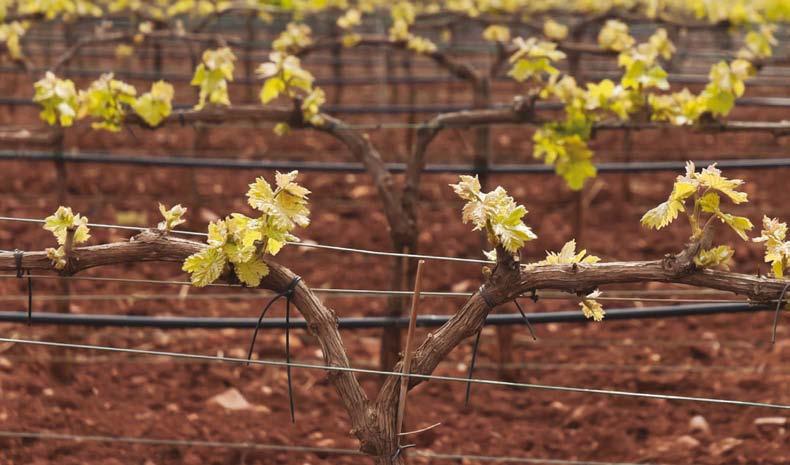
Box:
1, 164, 789, 463
1, 4, 790, 463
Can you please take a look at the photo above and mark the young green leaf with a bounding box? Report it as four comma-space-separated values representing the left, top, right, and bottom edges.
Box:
507, 37, 565, 83
0, 21, 27, 60
78, 73, 138, 131
643, 162, 753, 243
182, 246, 227, 287
695, 164, 748, 204
158, 203, 187, 231
44, 206, 90, 245
694, 245, 735, 269
133, 80, 174, 127
450, 176, 536, 256
191, 47, 235, 110
234, 259, 269, 287
753, 216, 790, 278
46, 246, 67, 270
598, 20, 634, 52
538, 240, 600, 265
543, 19, 568, 41
272, 22, 312, 54
482, 25, 510, 42
183, 173, 310, 287
33, 72, 79, 126
337, 9, 361, 30
580, 290, 605, 321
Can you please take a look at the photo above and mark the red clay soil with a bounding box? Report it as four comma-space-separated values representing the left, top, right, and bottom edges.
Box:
0, 33, 789, 465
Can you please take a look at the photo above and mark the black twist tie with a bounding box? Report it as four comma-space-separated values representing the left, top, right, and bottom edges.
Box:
464, 329, 482, 407
14, 250, 32, 325
530, 289, 539, 303
478, 285, 496, 309
178, 112, 186, 127
465, 285, 497, 406
284, 276, 301, 423
771, 282, 790, 344
513, 299, 537, 341
25, 270, 32, 325
14, 249, 23, 278
246, 276, 301, 423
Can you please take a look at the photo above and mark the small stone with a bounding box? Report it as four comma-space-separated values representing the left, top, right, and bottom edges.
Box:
709, 437, 742, 456
550, 401, 569, 412
570, 405, 587, 420
209, 388, 253, 411
0, 357, 12, 369
451, 280, 475, 293
316, 438, 335, 448
349, 185, 372, 199
676, 435, 700, 449
689, 415, 711, 434
208, 388, 270, 413
754, 417, 786, 427
42, 388, 54, 397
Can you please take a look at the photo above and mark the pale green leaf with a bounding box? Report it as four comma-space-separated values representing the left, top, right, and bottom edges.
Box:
694, 245, 734, 269
183, 246, 227, 287
234, 259, 269, 287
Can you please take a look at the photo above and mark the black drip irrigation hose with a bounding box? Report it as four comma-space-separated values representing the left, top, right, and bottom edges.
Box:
0, 303, 771, 330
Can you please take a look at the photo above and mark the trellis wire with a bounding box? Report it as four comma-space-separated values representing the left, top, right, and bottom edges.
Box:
0, 216, 494, 264
0, 430, 668, 465
0, 287, 741, 302
2, 352, 783, 375
1, 336, 788, 410
4, 151, 790, 173
0, 286, 744, 302
0, 430, 362, 456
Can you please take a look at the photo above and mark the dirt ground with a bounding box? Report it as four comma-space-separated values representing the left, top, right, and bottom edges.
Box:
0, 19, 789, 465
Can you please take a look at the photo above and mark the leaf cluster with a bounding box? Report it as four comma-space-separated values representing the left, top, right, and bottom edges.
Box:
641, 162, 753, 269
43, 206, 91, 269
183, 171, 311, 287
753, 216, 790, 278
34, 71, 174, 130
450, 175, 537, 257
191, 47, 235, 110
